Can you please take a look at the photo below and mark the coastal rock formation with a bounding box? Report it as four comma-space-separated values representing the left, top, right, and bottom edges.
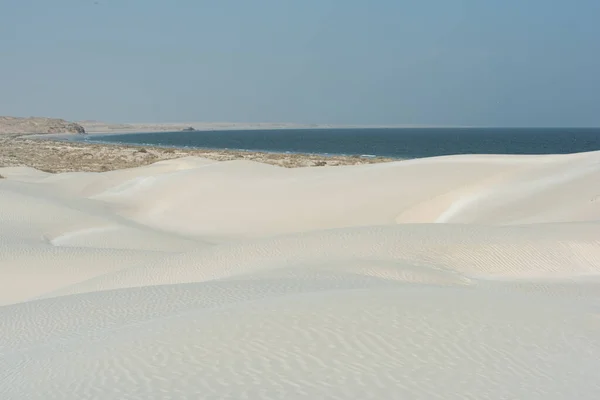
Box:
0, 116, 85, 135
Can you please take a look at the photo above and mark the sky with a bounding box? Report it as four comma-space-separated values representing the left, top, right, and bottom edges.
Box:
1, 0, 599, 126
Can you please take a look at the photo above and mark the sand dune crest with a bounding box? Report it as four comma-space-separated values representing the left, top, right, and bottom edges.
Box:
2, 151, 600, 398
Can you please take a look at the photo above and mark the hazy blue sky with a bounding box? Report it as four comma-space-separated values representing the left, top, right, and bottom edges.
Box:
1, 0, 599, 126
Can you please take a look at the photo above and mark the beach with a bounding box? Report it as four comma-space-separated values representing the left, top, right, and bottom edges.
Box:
1, 131, 600, 398
2, 0, 598, 394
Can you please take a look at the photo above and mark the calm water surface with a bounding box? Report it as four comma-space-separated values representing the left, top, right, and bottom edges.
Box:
81, 128, 600, 159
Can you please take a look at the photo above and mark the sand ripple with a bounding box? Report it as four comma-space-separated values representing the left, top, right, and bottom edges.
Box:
2, 151, 600, 398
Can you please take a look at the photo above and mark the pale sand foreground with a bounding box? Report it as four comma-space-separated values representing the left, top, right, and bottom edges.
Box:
1, 151, 600, 399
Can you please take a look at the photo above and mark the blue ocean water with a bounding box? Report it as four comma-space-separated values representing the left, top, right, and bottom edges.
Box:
82, 128, 600, 159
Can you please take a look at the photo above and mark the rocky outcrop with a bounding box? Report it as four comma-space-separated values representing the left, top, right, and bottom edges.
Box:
0, 116, 86, 135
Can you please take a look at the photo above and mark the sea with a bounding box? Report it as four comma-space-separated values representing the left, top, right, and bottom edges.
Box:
79, 127, 600, 159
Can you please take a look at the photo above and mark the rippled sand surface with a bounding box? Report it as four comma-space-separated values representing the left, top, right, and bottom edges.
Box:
2, 151, 600, 399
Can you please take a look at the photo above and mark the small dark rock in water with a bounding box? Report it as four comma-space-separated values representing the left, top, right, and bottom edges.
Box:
182, 126, 196, 131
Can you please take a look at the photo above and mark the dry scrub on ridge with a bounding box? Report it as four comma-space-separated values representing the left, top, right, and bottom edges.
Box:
0, 136, 396, 173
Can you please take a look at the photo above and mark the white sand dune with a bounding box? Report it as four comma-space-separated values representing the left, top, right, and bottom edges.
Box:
1, 151, 600, 399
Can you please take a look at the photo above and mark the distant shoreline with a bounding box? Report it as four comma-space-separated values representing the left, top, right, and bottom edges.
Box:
78, 121, 463, 135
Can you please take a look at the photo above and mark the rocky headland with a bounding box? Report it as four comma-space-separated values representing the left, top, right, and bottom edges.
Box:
0, 116, 85, 135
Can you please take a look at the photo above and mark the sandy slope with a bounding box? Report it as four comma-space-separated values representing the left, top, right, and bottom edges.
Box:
1, 151, 600, 399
